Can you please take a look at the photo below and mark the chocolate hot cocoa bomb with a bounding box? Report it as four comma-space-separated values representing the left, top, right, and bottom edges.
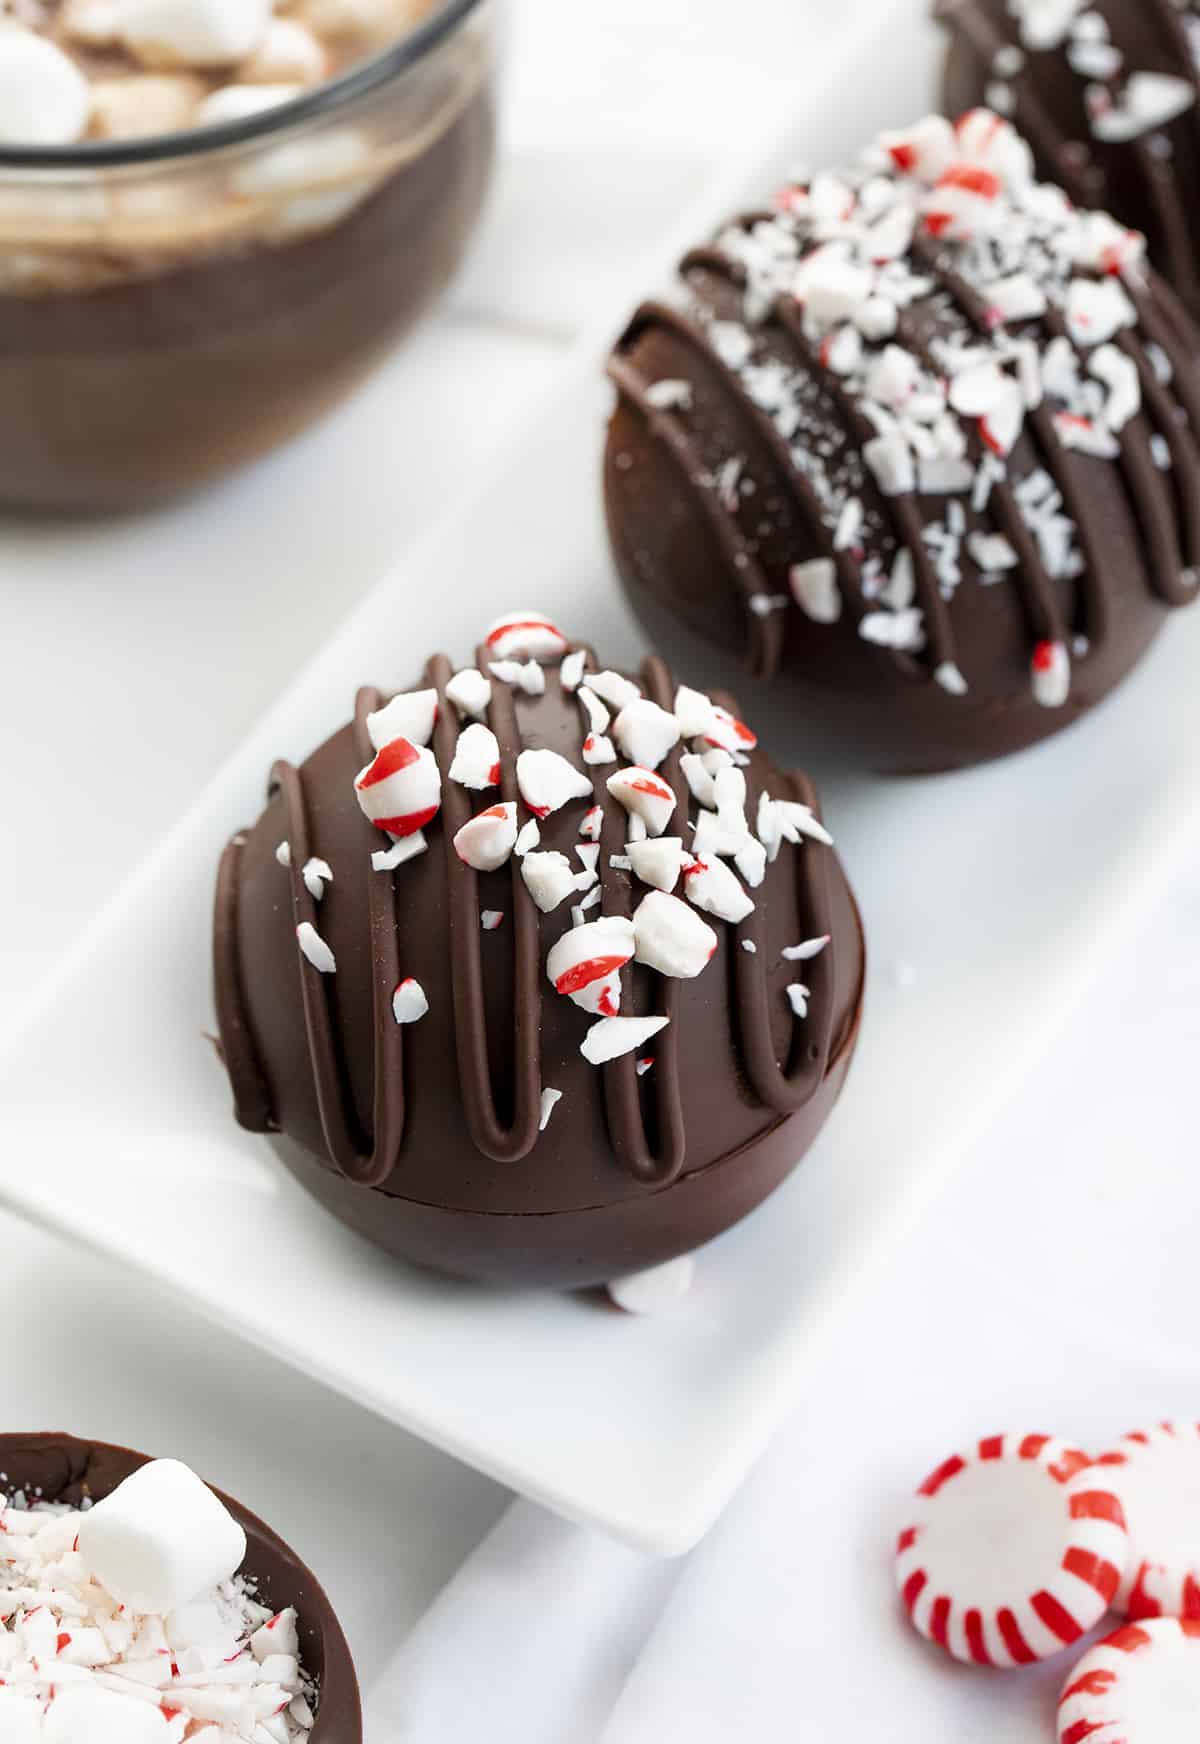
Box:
605, 110, 1200, 774
213, 614, 864, 1289
938, 0, 1200, 322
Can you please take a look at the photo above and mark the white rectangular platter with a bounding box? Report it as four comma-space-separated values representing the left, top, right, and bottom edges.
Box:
4, 0, 1200, 1554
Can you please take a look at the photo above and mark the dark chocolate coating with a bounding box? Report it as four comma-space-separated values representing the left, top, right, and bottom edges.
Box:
938, 0, 1200, 322
0, 1432, 360, 1744
213, 647, 864, 1288
604, 180, 1200, 774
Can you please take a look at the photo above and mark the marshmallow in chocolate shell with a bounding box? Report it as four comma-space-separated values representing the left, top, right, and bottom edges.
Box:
605, 109, 1200, 772
213, 613, 865, 1288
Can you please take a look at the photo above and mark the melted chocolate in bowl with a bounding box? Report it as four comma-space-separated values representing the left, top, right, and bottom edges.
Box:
0, 7, 496, 511
0, 1432, 362, 1744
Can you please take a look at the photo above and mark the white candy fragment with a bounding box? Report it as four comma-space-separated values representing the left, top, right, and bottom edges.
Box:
612, 699, 680, 770
578, 687, 610, 738
679, 752, 716, 809
573, 843, 600, 890
632, 891, 718, 978
683, 854, 754, 925
767, 796, 834, 848
627, 836, 685, 892
453, 802, 518, 871
251, 1608, 299, 1662
546, 916, 635, 1015
489, 658, 545, 695
514, 819, 540, 856
582, 669, 641, 711
579, 806, 604, 842
445, 667, 492, 720
879, 113, 957, 183
607, 1255, 695, 1315
484, 611, 569, 662
581, 1013, 670, 1066
1090, 71, 1195, 143
77, 1459, 247, 1616
538, 1087, 562, 1131
0, 31, 91, 146
372, 831, 427, 872
786, 984, 811, 1019
673, 685, 716, 738
366, 689, 438, 752
480, 909, 504, 930
1064, 276, 1136, 349
559, 650, 586, 692
240, 16, 328, 83
606, 766, 676, 836
296, 921, 335, 973
517, 748, 593, 817
783, 936, 830, 961
43, 1686, 171, 1743
1031, 638, 1071, 708
275, 841, 292, 867
121, 0, 273, 67
520, 851, 577, 913
582, 733, 616, 765
392, 978, 429, 1024
448, 722, 501, 790
302, 856, 332, 901
354, 737, 441, 838
643, 378, 693, 410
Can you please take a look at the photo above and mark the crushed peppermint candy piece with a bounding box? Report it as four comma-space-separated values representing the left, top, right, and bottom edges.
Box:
612, 698, 681, 769
559, 649, 586, 692
538, 1087, 562, 1131
354, 736, 441, 839
581, 1013, 670, 1066
453, 802, 518, 871
1031, 638, 1071, 708
366, 688, 438, 752
702, 705, 757, 755
392, 978, 429, 1024
578, 685, 610, 735
517, 748, 593, 817
481, 910, 505, 931
275, 841, 291, 867
683, 854, 754, 925
627, 836, 685, 892
643, 377, 694, 410
372, 831, 427, 872
296, 921, 335, 973
1089, 71, 1195, 143
606, 766, 677, 836
785, 983, 811, 1019
573, 843, 600, 889
633, 891, 718, 978
582, 669, 641, 711
521, 850, 577, 913
302, 856, 332, 901
582, 732, 617, 765
484, 611, 569, 662
489, 658, 545, 696
636, 1056, 654, 1076
514, 818, 540, 856
783, 936, 830, 961
445, 667, 492, 720
679, 751, 716, 809
448, 722, 502, 790
546, 916, 635, 1016
674, 684, 718, 738
579, 805, 604, 842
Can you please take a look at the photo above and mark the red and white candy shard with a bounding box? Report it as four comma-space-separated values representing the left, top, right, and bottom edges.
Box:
481, 910, 504, 931
444, 666, 492, 720
546, 916, 635, 1015
628, 836, 685, 892
582, 669, 641, 711
517, 748, 593, 818
607, 1255, 695, 1315
485, 611, 569, 662
612, 698, 681, 769
580, 1012, 670, 1066
895, 1433, 1129, 1666
520, 850, 577, 914
1095, 1424, 1200, 1620
606, 766, 677, 836
579, 806, 603, 841
1032, 639, 1071, 708
632, 891, 718, 979
392, 978, 429, 1025
582, 732, 616, 765
453, 802, 518, 872
365, 688, 438, 752
372, 831, 427, 872
1058, 1618, 1200, 1744
448, 722, 502, 790
702, 705, 758, 755
354, 736, 441, 838
684, 855, 755, 925
296, 921, 335, 974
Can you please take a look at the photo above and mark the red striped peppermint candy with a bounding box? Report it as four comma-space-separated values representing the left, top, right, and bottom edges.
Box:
1095, 1424, 1200, 1620
484, 611, 569, 662
896, 1434, 1129, 1666
1058, 1618, 1200, 1743
354, 737, 441, 838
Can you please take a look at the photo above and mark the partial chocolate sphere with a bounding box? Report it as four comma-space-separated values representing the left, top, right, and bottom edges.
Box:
939, 0, 1200, 322
213, 630, 864, 1288
0, 1433, 360, 1744
605, 111, 1200, 774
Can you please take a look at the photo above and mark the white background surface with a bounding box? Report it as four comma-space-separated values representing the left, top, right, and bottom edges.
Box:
2, 1, 1197, 1738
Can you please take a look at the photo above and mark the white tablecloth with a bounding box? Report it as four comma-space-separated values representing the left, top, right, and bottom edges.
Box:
2, 3, 1196, 1738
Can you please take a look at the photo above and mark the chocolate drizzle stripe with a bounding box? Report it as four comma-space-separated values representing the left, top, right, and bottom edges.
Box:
213, 834, 276, 1134
1128, 136, 1200, 322
1116, 331, 1200, 576
437, 651, 541, 1164
607, 328, 782, 681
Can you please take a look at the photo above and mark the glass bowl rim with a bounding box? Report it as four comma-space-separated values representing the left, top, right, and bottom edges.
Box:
0, 0, 486, 173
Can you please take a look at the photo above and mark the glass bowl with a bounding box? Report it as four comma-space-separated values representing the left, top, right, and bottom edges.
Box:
0, 0, 497, 512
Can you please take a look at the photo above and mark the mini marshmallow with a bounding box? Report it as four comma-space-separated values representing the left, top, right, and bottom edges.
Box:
672, 684, 716, 738
520, 851, 576, 913
302, 857, 332, 901
448, 722, 501, 790
372, 831, 427, 872
392, 978, 428, 1024
195, 83, 299, 126
632, 892, 718, 979
581, 1014, 670, 1066
43, 1685, 172, 1743
296, 921, 335, 973
607, 1255, 695, 1315
89, 72, 206, 139
578, 806, 604, 842
627, 837, 685, 893
581, 670, 641, 710
121, 0, 273, 67
445, 667, 492, 720
62, 0, 121, 45
366, 689, 438, 752
489, 659, 545, 695
240, 17, 328, 83
453, 802, 517, 871
606, 767, 676, 836
354, 737, 441, 838
538, 1087, 562, 1131
514, 819, 540, 856
76, 1460, 247, 1617
683, 856, 754, 925
516, 748, 593, 818
559, 650, 586, 692
612, 699, 681, 769
484, 611, 569, 662
546, 916, 635, 1015
0, 31, 91, 146
582, 733, 616, 765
